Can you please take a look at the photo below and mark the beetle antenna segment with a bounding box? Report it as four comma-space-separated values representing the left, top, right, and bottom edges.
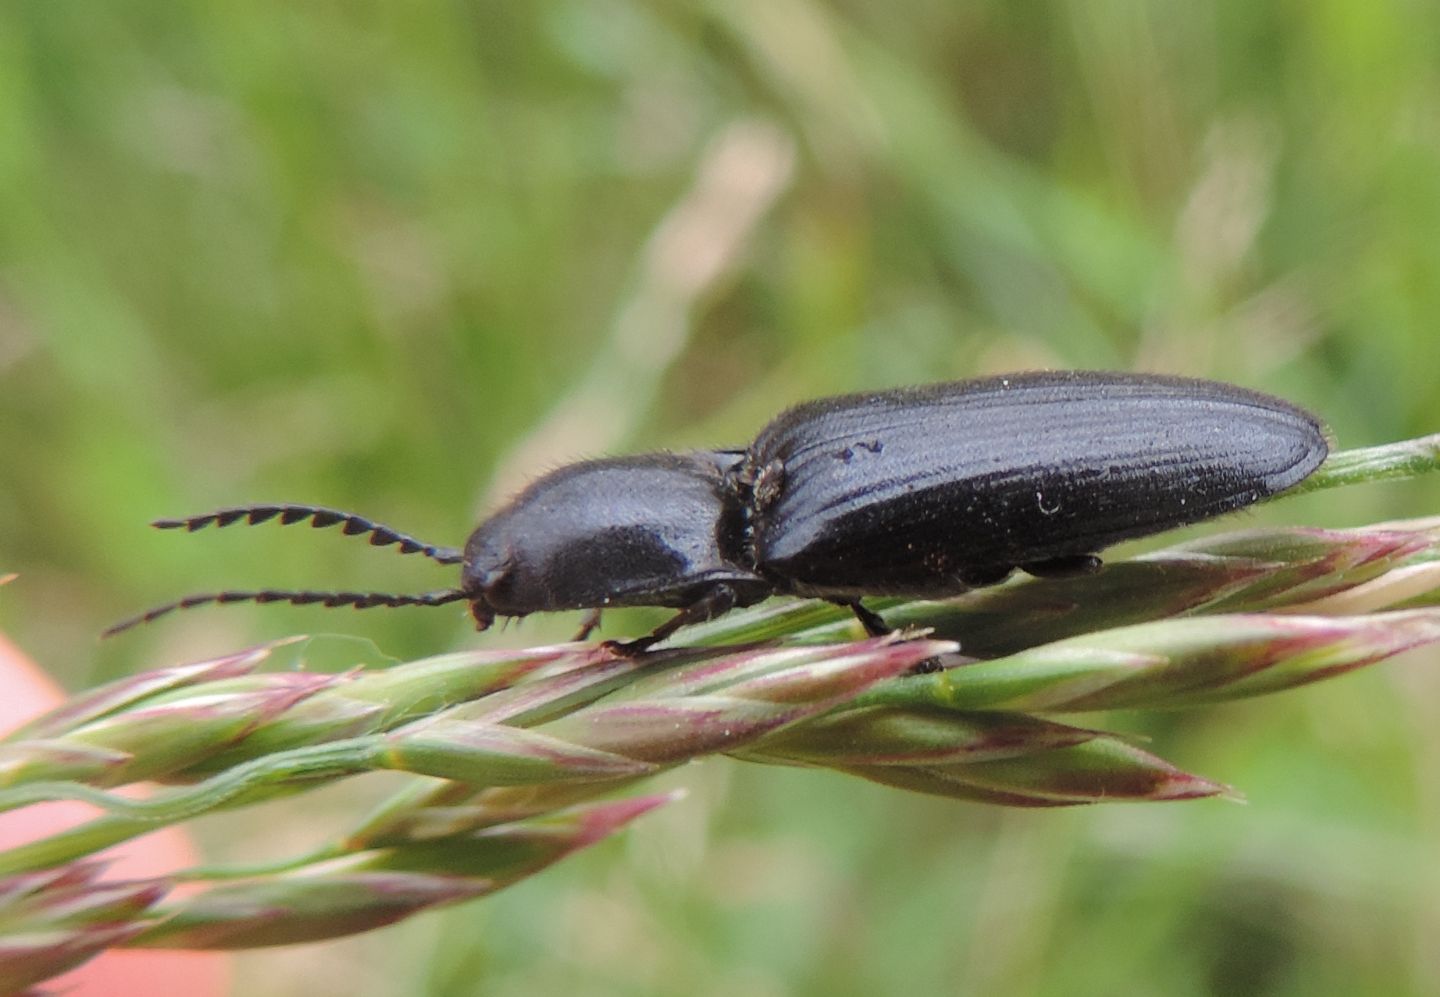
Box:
153, 505, 463, 565
101, 587, 470, 638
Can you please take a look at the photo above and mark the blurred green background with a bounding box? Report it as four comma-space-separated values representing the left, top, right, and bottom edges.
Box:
3, 2, 1440, 994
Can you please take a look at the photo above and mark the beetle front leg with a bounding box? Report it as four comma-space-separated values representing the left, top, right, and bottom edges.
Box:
604, 584, 741, 657
572, 607, 603, 642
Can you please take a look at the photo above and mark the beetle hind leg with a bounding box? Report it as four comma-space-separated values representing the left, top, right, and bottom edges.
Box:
1021, 554, 1103, 579
956, 565, 1015, 588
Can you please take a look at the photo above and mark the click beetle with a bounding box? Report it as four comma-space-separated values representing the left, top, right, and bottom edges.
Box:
106, 371, 1329, 651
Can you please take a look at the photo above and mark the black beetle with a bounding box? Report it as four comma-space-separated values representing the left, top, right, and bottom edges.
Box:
106, 371, 1328, 651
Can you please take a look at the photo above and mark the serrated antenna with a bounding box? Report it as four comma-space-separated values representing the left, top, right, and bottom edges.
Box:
103, 587, 470, 638
153, 504, 463, 564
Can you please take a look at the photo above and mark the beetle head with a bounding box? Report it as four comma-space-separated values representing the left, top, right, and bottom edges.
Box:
458, 520, 517, 631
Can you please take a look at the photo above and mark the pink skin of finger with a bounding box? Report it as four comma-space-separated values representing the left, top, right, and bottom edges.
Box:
0, 631, 232, 997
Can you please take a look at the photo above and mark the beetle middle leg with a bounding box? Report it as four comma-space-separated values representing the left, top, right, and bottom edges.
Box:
603, 584, 742, 657
830, 597, 946, 673
828, 598, 892, 637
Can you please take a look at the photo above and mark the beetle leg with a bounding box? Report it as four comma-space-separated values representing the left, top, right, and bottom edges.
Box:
829, 598, 891, 637
831, 599, 947, 673
572, 608, 603, 642
956, 565, 1015, 588
604, 584, 740, 657
1021, 554, 1103, 579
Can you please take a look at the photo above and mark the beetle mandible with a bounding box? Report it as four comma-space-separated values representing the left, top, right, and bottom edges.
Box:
106, 371, 1329, 652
